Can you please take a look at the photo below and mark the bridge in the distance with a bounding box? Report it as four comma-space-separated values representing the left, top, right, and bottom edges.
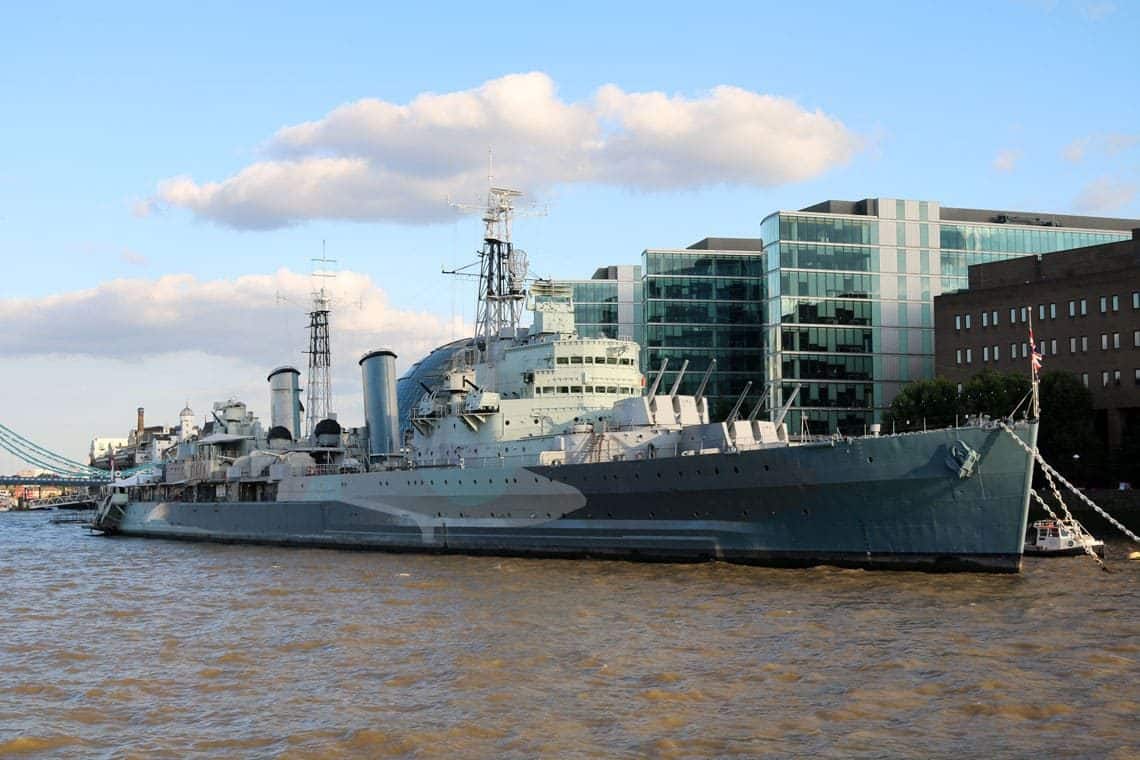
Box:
0, 423, 152, 487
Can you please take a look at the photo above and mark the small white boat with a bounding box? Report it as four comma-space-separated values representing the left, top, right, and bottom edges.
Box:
1024, 519, 1105, 557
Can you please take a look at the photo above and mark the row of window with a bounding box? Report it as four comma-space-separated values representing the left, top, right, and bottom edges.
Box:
1083, 370, 1140, 388
534, 386, 638, 396
940, 224, 1125, 255
644, 253, 765, 278
646, 301, 764, 324
644, 277, 764, 302
953, 292, 1140, 331
955, 331, 1140, 365
554, 356, 635, 366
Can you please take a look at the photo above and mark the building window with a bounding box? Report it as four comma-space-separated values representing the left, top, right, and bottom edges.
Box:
1010, 307, 1018, 324
1112, 295, 1119, 312
1115, 370, 1122, 385
1038, 338, 1046, 356
1082, 336, 1089, 352
1082, 373, 1089, 388
965, 348, 972, 364
1101, 334, 1109, 350
1133, 292, 1139, 309
1021, 306, 1028, 322
1011, 342, 1019, 358
1102, 371, 1110, 387
983, 346, 990, 362
1022, 343, 1028, 358
965, 314, 971, 329
1135, 330, 1140, 348
981, 311, 989, 327
1135, 369, 1140, 386
1070, 337, 1077, 354
1038, 304, 1046, 321
1113, 332, 1121, 349
956, 349, 962, 365
994, 345, 1001, 361
1068, 300, 1076, 317
1049, 303, 1057, 319
1081, 299, 1088, 316
1100, 296, 1108, 314
955, 314, 961, 331
992, 310, 999, 325
1050, 339, 1057, 355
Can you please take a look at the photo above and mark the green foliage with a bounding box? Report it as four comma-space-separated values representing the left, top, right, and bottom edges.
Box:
887, 369, 1031, 432
885, 377, 962, 431
1036, 371, 1098, 482
888, 369, 1104, 483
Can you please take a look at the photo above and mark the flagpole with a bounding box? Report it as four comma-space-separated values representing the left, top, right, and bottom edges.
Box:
1029, 312, 1040, 420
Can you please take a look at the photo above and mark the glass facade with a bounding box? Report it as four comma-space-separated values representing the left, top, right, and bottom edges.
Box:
762, 199, 1133, 435
642, 247, 766, 419
566, 265, 643, 345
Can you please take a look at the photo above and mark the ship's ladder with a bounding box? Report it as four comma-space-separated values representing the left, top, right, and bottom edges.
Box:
999, 421, 1140, 570
91, 492, 127, 534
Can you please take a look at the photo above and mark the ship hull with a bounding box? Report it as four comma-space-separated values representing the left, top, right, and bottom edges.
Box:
104, 423, 1037, 573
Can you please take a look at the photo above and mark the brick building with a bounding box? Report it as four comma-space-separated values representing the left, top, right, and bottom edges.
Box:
934, 230, 1140, 448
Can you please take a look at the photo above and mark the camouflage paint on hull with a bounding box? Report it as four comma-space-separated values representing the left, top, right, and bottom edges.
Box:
106, 422, 1037, 573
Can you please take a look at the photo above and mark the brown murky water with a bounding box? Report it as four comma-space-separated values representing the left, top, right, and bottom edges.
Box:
1, 511, 1138, 759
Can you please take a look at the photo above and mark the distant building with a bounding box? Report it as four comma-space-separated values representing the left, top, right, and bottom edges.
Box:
641, 238, 766, 418
934, 230, 1140, 448
565, 265, 643, 344
760, 199, 1137, 434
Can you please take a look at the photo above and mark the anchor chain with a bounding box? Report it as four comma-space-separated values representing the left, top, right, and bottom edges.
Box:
1028, 487, 1107, 571
999, 421, 1140, 547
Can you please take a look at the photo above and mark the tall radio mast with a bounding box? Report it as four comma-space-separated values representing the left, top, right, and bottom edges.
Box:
304, 245, 336, 436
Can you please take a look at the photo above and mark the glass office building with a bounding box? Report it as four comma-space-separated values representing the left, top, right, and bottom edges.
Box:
566, 265, 643, 344
760, 199, 1135, 434
642, 238, 766, 419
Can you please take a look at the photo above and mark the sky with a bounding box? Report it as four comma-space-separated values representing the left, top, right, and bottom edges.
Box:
1, 0, 1138, 467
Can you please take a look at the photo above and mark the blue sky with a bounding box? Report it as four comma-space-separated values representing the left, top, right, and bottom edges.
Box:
1, 0, 1138, 464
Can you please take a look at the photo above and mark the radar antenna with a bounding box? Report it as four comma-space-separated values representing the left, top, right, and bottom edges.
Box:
304, 244, 336, 436
447, 156, 546, 361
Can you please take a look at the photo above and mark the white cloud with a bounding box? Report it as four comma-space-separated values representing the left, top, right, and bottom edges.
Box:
992, 148, 1020, 173
0, 269, 469, 372
148, 72, 861, 229
120, 248, 149, 266
1079, 1, 1116, 20
1104, 133, 1140, 155
0, 270, 471, 463
1062, 137, 1089, 163
1062, 132, 1138, 162
1072, 176, 1138, 213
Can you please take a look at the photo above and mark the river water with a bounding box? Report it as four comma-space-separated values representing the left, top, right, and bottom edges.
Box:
1, 511, 1138, 759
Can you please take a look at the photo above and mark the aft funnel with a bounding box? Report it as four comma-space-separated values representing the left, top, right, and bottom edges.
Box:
359, 349, 400, 458
267, 366, 302, 441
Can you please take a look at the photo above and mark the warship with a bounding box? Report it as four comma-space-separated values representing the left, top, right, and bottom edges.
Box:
94, 188, 1039, 572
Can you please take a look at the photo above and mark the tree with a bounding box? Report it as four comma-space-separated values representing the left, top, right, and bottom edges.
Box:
962, 369, 1030, 420
886, 377, 962, 432
1036, 370, 1099, 483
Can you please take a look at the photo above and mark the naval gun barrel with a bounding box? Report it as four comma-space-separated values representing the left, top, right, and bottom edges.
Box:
646, 358, 669, 398
726, 381, 753, 424
667, 359, 690, 398
747, 387, 771, 422
694, 358, 717, 405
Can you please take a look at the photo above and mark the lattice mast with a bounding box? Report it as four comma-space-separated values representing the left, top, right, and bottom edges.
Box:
304, 249, 336, 436
474, 186, 529, 351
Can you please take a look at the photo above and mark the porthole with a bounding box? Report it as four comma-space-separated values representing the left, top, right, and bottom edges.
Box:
763, 465, 769, 471
867, 456, 874, 464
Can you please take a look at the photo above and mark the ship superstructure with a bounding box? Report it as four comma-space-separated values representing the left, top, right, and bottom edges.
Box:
94, 188, 1039, 573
